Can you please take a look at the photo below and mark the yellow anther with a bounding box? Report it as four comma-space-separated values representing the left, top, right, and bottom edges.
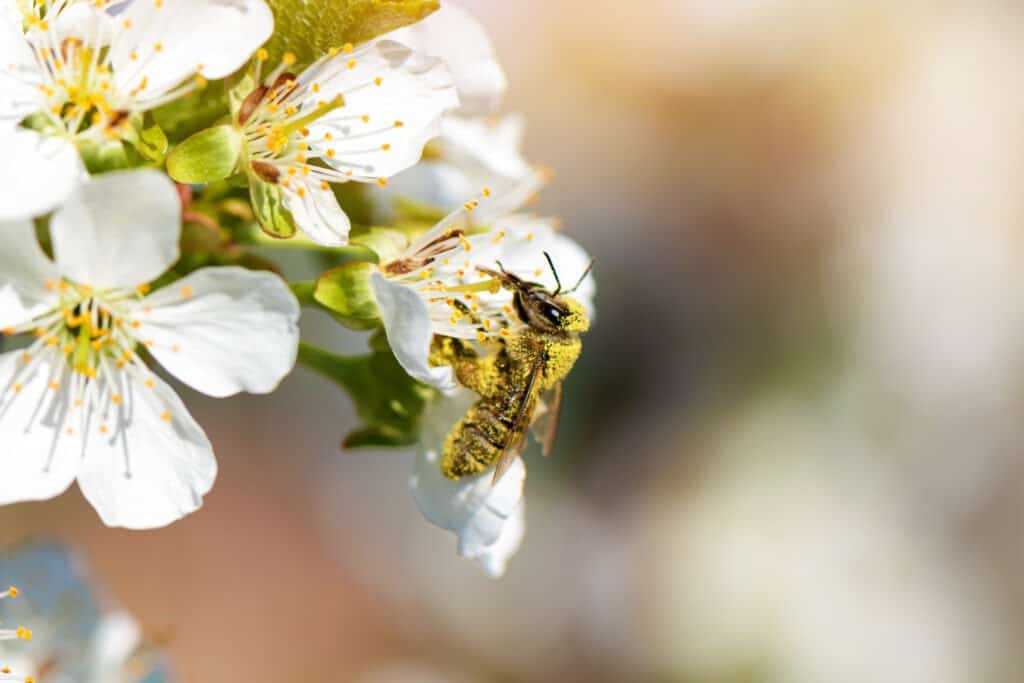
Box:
7, 586, 18, 597
257, 48, 268, 61
343, 43, 354, 54
99, 425, 108, 434
161, 411, 171, 421
326, 148, 336, 158
394, 120, 404, 127
377, 177, 387, 187
361, 114, 370, 123
347, 60, 357, 69
112, 394, 122, 405
381, 143, 391, 151
283, 53, 297, 66
374, 77, 383, 86
154, 42, 163, 51
181, 286, 193, 298
49, 382, 59, 390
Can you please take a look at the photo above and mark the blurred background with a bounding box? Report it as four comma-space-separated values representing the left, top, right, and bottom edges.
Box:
6, 0, 1024, 680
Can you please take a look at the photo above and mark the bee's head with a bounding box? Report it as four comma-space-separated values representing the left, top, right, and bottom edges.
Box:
516, 288, 590, 334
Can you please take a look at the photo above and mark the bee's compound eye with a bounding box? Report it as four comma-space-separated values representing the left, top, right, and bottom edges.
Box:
543, 303, 564, 323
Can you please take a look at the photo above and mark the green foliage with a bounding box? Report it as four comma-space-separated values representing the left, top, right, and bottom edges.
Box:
152, 86, 231, 143
314, 262, 382, 330
167, 125, 244, 184
264, 0, 439, 69
298, 342, 433, 448
76, 138, 129, 173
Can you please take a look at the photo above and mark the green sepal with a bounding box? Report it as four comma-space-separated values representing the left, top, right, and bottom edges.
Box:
167, 125, 244, 184
123, 120, 168, 164
265, 0, 439, 70
248, 174, 298, 238
298, 342, 433, 449
76, 138, 128, 173
314, 262, 381, 330
227, 71, 258, 118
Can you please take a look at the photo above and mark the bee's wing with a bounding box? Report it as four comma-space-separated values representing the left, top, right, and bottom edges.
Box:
491, 358, 544, 485
532, 383, 563, 457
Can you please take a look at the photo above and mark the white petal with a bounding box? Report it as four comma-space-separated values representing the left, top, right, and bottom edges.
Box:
89, 612, 142, 679
50, 169, 181, 289
370, 272, 456, 392
0, 350, 82, 506
386, 2, 506, 116
283, 181, 351, 246
410, 395, 527, 575
128, 266, 300, 398
110, 0, 273, 104
76, 370, 216, 529
0, 129, 82, 220
0, 10, 44, 126
309, 40, 459, 181
0, 218, 59, 329
52, 2, 117, 46
473, 503, 525, 578
386, 114, 531, 209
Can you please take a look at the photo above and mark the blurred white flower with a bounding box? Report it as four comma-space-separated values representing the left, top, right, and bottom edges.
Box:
238, 39, 458, 245
408, 387, 525, 577
0, 0, 273, 219
371, 177, 595, 391
384, 3, 533, 211
0, 544, 170, 682
0, 169, 300, 529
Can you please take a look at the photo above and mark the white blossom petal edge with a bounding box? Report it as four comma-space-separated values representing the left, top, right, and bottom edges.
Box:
409, 389, 526, 577
0, 169, 300, 529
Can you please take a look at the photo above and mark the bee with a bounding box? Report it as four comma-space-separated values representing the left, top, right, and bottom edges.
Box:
431, 254, 593, 484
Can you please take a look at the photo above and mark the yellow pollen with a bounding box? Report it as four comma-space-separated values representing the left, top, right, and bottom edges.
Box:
13, 384, 22, 393
99, 425, 108, 434
326, 148, 336, 158
21, 352, 31, 363
283, 53, 297, 66
112, 394, 122, 405
361, 115, 370, 123
7, 586, 18, 597
328, 47, 339, 56
374, 77, 383, 86
535, 269, 543, 276
394, 120, 404, 127
343, 43, 354, 54
257, 48, 268, 61
312, 83, 320, 93
377, 177, 388, 187
49, 382, 59, 390
181, 286, 193, 298
320, 181, 329, 191
347, 60, 357, 69
381, 143, 391, 151
145, 379, 154, 388
123, 18, 131, 27
161, 411, 171, 421
154, 42, 163, 51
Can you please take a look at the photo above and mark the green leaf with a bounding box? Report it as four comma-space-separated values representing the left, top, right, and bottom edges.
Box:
248, 174, 298, 238
265, 0, 439, 69
167, 125, 244, 184
314, 262, 382, 329
152, 85, 231, 142
298, 342, 433, 448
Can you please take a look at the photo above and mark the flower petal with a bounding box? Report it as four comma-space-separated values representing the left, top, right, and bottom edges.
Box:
89, 612, 142, 679
410, 396, 527, 576
76, 370, 216, 530
0, 350, 82, 506
128, 266, 300, 398
0, 129, 82, 220
370, 272, 456, 392
50, 169, 181, 289
0, 11, 44, 127
386, 2, 506, 116
110, 0, 273, 104
283, 180, 351, 246
309, 40, 459, 182
0, 218, 60, 329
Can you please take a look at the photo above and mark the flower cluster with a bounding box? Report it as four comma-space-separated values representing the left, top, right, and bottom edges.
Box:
0, 0, 594, 585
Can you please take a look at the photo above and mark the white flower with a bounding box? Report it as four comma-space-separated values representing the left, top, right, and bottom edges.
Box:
409, 388, 526, 577
0, 0, 273, 219
237, 39, 458, 245
0, 544, 169, 682
0, 169, 300, 529
387, 113, 533, 211
370, 178, 596, 391
383, 3, 532, 210
386, 1, 506, 117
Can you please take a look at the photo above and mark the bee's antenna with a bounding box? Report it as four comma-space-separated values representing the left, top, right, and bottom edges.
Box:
544, 252, 562, 295
495, 260, 509, 274
565, 260, 595, 295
